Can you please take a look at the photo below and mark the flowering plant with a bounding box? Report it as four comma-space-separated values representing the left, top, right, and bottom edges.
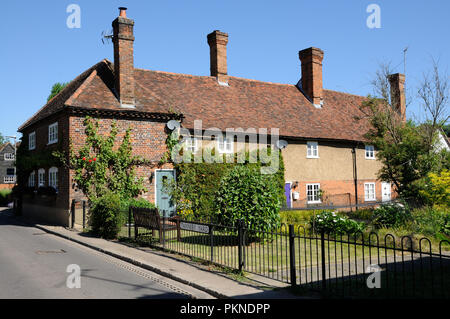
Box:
310, 211, 365, 235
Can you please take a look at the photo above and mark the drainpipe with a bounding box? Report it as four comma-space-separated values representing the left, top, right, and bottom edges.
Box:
351, 146, 358, 210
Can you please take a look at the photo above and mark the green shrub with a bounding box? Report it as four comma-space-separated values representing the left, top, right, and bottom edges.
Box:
0, 189, 12, 206
90, 192, 123, 239
214, 165, 281, 232
280, 209, 332, 226
344, 208, 375, 221
310, 211, 365, 235
169, 147, 285, 222
372, 202, 411, 229
409, 206, 450, 237
443, 214, 450, 236
119, 197, 156, 222
419, 169, 450, 207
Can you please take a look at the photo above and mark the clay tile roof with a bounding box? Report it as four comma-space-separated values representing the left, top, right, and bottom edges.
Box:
19, 60, 371, 142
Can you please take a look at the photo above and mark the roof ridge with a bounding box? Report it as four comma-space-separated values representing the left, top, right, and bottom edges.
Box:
323, 89, 367, 99
135, 67, 297, 87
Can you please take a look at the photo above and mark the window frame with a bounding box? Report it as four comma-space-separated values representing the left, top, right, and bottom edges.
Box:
38, 168, 46, 187
49, 167, 58, 191
48, 122, 58, 145
364, 182, 376, 202
306, 141, 319, 158
306, 183, 321, 204
217, 136, 234, 154
4, 153, 14, 161
28, 171, 36, 187
185, 137, 198, 153
29, 131, 36, 150
365, 145, 375, 159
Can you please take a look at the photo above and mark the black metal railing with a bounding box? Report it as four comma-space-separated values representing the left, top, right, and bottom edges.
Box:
126, 207, 450, 298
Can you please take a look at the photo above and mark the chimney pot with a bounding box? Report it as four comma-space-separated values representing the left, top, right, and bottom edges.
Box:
298, 47, 324, 107
119, 7, 127, 18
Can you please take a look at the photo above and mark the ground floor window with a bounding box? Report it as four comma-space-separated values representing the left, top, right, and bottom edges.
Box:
306, 183, 321, 203
49, 167, 58, 191
38, 168, 45, 187
28, 171, 35, 187
364, 182, 376, 201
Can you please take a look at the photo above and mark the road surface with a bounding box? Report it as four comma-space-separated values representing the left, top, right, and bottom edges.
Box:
0, 209, 208, 299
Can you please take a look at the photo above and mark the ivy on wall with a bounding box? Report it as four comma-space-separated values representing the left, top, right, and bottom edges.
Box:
167, 145, 286, 222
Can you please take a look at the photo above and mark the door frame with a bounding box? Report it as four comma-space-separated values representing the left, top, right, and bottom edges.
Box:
285, 181, 293, 208
154, 169, 177, 213
381, 181, 391, 202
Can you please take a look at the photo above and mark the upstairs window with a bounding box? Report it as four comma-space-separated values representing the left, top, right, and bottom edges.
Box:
48, 122, 58, 144
307, 142, 319, 158
365, 145, 375, 159
217, 137, 233, 154
185, 138, 198, 153
29, 132, 36, 150
4, 153, 14, 161
49, 167, 58, 191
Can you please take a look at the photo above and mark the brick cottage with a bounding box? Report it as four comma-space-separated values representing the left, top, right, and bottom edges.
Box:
18, 7, 405, 226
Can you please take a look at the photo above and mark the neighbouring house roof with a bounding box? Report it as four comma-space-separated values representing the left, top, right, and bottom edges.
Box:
0, 142, 14, 154
19, 59, 371, 143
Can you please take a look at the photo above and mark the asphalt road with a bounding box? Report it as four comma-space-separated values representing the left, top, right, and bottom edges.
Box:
0, 209, 204, 299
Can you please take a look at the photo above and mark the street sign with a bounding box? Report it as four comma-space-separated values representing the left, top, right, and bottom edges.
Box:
180, 222, 210, 234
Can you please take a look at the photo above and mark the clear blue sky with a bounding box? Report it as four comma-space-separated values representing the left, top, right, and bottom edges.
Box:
1, 0, 449, 140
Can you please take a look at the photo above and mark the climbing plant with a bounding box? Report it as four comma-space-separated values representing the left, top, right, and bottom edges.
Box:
54, 117, 150, 203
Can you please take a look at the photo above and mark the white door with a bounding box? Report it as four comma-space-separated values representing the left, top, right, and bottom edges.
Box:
382, 182, 391, 202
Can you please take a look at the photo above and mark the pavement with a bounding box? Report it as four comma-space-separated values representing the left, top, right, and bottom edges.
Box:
3, 208, 301, 299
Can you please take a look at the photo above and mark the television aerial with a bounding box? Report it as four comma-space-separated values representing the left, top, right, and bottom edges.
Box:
166, 120, 181, 131
101, 29, 113, 45
276, 140, 288, 149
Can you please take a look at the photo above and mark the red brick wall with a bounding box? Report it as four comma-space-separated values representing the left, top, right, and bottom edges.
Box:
290, 179, 390, 209
20, 113, 71, 209
68, 116, 173, 204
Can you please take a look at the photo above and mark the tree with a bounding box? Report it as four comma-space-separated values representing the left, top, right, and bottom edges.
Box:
54, 117, 148, 203
360, 60, 449, 198
0, 133, 5, 145
47, 82, 68, 102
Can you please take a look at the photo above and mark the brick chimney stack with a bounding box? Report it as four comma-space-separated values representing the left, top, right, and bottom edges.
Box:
299, 47, 324, 107
388, 73, 406, 122
207, 30, 229, 85
112, 7, 135, 107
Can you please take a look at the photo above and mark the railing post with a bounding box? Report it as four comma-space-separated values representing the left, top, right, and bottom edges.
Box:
70, 199, 75, 229
128, 206, 132, 238
321, 229, 327, 292
238, 220, 244, 272
162, 210, 166, 248
289, 224, 297, 286
82, 200, 86, 230
210, 224, 214, 263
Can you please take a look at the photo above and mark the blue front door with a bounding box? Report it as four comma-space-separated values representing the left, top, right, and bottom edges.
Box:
156, 170, 176, 217
284, 183, 291, 208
